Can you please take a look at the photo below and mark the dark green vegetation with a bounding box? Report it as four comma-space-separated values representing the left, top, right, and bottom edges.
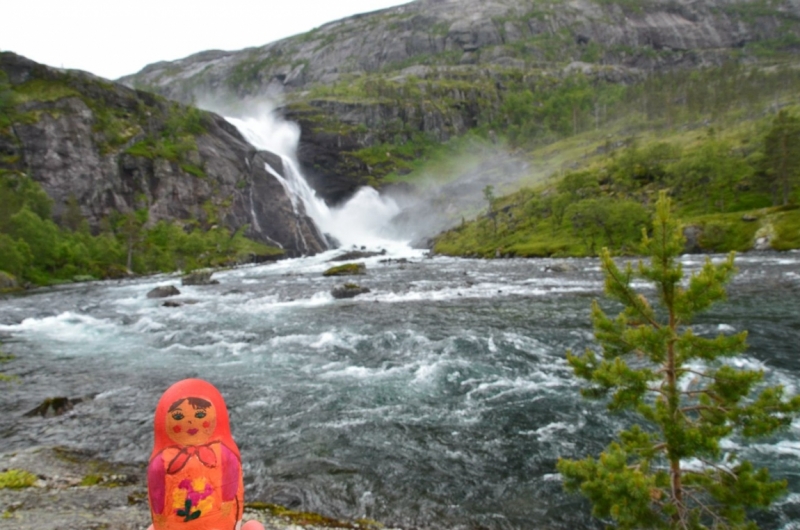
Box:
0, 65, 207, 162
558, 193, 800, 529
0, 61, 283, 287
430, 64, 800, 257
0, 171, 278, 285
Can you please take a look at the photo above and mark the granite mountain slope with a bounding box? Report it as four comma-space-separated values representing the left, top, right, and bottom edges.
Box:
0, 52, 326, 257
120, 0, 800, 205
122, 0, 800, 98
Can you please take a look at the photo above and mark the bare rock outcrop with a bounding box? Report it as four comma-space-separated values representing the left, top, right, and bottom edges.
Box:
118, 0, 800, 206
122, 0, 800, 99
0, 52, 327, 257
146, 285, 181, 298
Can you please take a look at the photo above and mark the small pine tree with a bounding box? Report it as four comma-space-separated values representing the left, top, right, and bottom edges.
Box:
558, 191, 800, 529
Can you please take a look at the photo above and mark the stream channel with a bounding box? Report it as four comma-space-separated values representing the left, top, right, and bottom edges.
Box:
1, 250, 799, 529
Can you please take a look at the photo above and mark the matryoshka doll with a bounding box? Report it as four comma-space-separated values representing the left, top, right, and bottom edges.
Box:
148, 379, 244, 530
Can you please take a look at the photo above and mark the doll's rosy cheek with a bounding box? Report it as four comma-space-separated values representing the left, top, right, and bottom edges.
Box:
173, 426, 182, 433
203, 421, 210, 428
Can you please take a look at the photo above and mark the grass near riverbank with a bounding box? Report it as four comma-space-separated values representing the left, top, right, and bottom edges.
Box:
0, 446, 391, 530
0, 171, 284, 288
429, 100, 800, 258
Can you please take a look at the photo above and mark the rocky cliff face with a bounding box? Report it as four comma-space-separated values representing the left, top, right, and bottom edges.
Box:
121, 0, 800, 99
118, 0, 800, 205
0, 52, 326, 257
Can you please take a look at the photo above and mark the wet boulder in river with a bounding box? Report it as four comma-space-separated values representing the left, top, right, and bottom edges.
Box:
24, 395, 94, 417
323, 263, 366, 276
181, 269, 218, 286
146, 285, 180, 298
331, 283, 370, 299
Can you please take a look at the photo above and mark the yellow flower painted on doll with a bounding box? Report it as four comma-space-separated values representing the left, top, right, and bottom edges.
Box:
171, 476, 215, 522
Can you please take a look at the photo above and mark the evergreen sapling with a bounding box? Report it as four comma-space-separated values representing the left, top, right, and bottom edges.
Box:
558, 191, 800, 529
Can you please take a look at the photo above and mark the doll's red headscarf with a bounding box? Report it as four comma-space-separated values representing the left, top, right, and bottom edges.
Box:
149, 378, 241, 461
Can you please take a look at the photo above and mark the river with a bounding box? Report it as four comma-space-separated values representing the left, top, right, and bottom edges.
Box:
1, 250, 799, 530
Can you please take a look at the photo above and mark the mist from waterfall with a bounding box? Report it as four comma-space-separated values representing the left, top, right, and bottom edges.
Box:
226, 106, 409, 252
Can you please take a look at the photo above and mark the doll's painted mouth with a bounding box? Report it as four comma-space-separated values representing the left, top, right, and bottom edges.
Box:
187, 428, 199, 435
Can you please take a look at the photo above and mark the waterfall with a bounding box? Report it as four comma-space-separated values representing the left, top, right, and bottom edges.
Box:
227, 109, 409, 252
262, 159, 312, 253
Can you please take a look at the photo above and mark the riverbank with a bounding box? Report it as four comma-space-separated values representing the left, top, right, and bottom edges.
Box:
0, 446, 385, 530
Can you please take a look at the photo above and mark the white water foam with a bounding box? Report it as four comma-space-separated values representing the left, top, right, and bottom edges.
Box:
226, 108, 413, 252
0, 311, 118, 342
524, 420, 582, 441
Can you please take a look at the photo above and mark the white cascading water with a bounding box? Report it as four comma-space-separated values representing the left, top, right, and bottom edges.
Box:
227, 108, 412, 253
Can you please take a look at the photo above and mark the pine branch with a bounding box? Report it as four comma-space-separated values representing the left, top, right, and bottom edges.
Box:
680, 405, 730, 414
603, 255, 662, 330
647, 386, 670, 397
651, 443, 667, 453
683, 488, 727, 527
561, 192, 799, 529
680, 368, 715, 380
697, 458, 738, 480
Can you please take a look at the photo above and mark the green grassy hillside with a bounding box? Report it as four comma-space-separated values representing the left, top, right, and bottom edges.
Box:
297, 56, 800, 257
429, 92, 800, 257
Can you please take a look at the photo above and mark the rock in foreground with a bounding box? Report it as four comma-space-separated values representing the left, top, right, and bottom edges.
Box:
181, 269, 219, 285
146, 285, 180, 298
323, 263, 366, 277
331, 283, 371, 299
0, 446, 393, 530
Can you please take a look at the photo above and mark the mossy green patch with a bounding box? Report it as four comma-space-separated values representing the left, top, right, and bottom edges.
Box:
51, 447, 138, 488
179, 162, 206, 178
12, 79, 80, 104
323, 263, 366, 276
0, 469, 37, 489
244, 502, 367, 529
79, 473, 129, 488
126, 137, 197, 162
79, 474, 103, 487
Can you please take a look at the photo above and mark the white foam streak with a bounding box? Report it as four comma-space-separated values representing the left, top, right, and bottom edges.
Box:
523, 420, 583, 442
360, 283, 594, 304
0, 311, 117, 342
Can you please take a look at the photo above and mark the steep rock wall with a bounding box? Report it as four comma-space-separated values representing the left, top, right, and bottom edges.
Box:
0, 52, 326, 257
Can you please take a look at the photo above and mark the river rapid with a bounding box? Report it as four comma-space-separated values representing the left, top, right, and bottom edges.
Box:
1, 250, 799, 530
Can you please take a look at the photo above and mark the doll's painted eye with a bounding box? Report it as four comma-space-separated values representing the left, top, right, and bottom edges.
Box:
172, 412, 184, 420
195, 410, 207, 419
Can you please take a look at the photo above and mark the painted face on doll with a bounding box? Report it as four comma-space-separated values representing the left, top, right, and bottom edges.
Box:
165, 397, 217, 446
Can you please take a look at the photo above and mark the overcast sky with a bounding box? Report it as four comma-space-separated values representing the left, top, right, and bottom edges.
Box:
2, 0, 412, 80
